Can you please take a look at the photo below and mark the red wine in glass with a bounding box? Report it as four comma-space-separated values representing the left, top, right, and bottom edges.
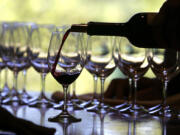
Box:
52, 71, 80, 86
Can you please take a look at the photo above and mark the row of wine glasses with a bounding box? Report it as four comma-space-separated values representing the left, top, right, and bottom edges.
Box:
0, 22, 57, 108
1, 21, 180, 125
47, 28, 180, 124
113, 36, 180, 118
0, 22, 31, 105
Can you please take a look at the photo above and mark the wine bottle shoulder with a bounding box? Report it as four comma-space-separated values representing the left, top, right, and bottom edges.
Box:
127, 12, 157, 26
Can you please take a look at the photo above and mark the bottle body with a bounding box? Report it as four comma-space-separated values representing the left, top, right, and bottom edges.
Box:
86, 13, 157, 48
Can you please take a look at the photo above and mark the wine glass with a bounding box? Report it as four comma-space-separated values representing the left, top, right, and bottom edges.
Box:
1, 22, 29, 105
112, 37, 130, 110
28, 24, 56, 108
148, 49, 180, 117
116, 37, 149, 116
20, 22, 37, 101
0, 47, 6, 103
86, 36, 116, 114
0, 24, 6, 103
55, 25, 85, 111
48, 30, 85, 123
0, 22, 11, 99
84, 58, 100, 109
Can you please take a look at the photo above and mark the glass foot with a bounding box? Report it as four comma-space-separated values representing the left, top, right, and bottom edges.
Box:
82, 99, 99, 108
54, 100, 84, 111
87, 103, 112, 114
67, 100, 84, 111
21, 90, 32, 99
148, 104, 161, 112
71, 98, 85, 105
149, 105, 176, 117
114, 102, 129, 109
2, 95, 27, 105
48, 111, 81, 124
28, 97, 54, 108
120, 104, 149, 118
54, 101, 64, 109
1, 84, 10, 97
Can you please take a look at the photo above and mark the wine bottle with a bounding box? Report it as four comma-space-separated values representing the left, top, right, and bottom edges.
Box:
71, 12, 159, 48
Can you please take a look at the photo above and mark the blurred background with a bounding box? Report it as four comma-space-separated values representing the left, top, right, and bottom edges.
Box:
0, 0, 165, 95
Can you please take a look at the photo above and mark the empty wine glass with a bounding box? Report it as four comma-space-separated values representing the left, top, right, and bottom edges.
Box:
0, 47, 6, 103
83, 36, 100, 108
113, 37, 130, 110
116, 37, 149, 116
1, 22, 29, 105
0, 22, 11, 99
86, 36, 116, 114
48, 30, 85, 123
28, 24, 56, 108
20, 22, 37, 101
148, 49, 180, 117
0, 24, 6, 102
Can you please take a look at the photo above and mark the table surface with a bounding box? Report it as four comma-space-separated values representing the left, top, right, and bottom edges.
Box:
1, 104, 180, 135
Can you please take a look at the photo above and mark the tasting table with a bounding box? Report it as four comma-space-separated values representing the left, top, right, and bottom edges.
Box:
1, 96, 180, 135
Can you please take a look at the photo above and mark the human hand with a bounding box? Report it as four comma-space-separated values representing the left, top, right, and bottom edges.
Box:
0, 107, 56, 135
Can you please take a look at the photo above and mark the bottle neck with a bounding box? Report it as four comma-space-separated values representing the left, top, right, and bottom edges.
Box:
87, 22, 128, 36
70, 24, 87, 33
71, 22, 128, 37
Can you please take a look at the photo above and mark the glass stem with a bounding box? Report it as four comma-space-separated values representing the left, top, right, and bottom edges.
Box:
13, 72, 18, 90
72, 82, 77, 99
22, 70, 27, 92
67, 87, 71, 101
162, 80, 168, 110
40, 73, 46, 98
12, 71, 18, 97
100, 77, 105, 106
63, 85, 68, 112
5, 67, 8, 85
2, 67, 9, 95
93, 75, 98, 100
132, 78, 138, 110
128, 78, 132, 103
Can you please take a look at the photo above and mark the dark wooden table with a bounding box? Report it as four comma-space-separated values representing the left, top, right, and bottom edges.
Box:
1, 104, 180, 135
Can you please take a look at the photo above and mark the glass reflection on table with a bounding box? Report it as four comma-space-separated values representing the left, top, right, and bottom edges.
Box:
1, 105, 166, 135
